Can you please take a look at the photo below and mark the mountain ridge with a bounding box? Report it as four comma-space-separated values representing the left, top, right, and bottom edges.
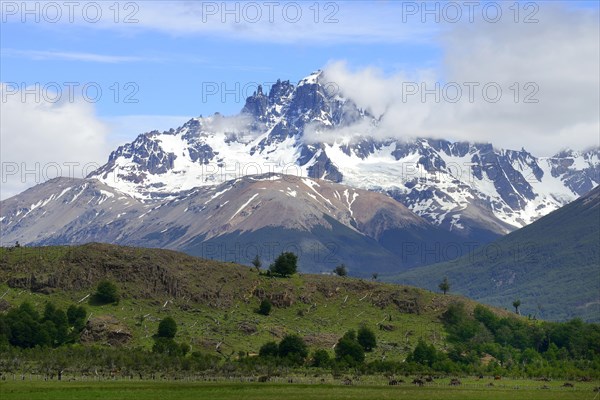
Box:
85, 71, 599, 241
0, 174, 470, 274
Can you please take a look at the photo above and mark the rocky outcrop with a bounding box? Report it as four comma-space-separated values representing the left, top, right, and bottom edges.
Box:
80, 315, 132, 346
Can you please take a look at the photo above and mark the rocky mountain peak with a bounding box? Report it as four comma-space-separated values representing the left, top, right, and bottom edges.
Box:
74, 70, 600, 239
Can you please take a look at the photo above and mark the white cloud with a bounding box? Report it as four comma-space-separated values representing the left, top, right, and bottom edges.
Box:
319, 4, 600, 155
1, 49, 159, 63
0, 86, 200, 200
0, 83, 113, 199
203, 113, 264, 138
304, 118, 376, 145
15, 1, 437, 45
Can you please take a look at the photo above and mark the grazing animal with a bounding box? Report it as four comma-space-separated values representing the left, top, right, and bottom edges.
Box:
258, 376, 269, 383
343, 378, 353, 386
450, 378, 461, 386
494, 375, 502, 380
563, 382, 574, 388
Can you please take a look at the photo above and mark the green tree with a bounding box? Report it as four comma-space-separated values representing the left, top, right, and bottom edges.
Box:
311, 349, 331, 368
152, 337, 188, 356
342, 330, 356, 341
333, 264, 348, 277
16, 301, 40, 320
258, 298, 272, 316
43, 302, 68, 345
157, 317, 177, 339
0, 316, 9, 345
513, 299, 521, 315
407, 338, 440, 367
335, 330, 365, 365
473, 305, 500, 333
357, 325, 377, 352
439, 277, 450, 295
94, 281, 119, 304
5, 303, 49, 348
251, 254, 262, 272
67, 305, 87, 332
520, 347, 541, 366
278, 334, 308, 362
152, 317, 188, 357
259, 341, 279, 358
269, 252, 298, 277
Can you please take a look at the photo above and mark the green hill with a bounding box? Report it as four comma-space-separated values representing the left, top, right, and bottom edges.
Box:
0, 242, 506, 361
2, 242, 599, 384
392, 187, 600, 322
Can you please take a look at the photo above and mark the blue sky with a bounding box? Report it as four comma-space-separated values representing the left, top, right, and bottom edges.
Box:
1, 1, 599, 198
1, 1, 443, 118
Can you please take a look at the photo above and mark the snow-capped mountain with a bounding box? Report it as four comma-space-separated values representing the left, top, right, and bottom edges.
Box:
0, 174, 465, 275
88, 71, 600, 240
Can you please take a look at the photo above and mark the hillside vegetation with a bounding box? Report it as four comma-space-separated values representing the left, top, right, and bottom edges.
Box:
0, 243, 469, 360
0, 243, 598, 382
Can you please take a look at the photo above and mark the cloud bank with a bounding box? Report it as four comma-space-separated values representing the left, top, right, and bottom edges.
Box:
0, 84, 112, 199
317, 4, 599, 156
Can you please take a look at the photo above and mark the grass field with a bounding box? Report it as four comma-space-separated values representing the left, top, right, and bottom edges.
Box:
0, 381, 597, 400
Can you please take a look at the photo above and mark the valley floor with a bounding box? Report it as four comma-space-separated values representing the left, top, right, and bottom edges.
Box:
0, 378, 597, 400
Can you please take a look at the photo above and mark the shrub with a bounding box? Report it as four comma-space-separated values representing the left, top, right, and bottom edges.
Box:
335, 331, 365, 365
152, 337, 188, 356
67, 305, 87, 332
333, 264, 348, 276
278, 334, 308, 363
251, 254, 262, 272
357, 325, 377, 352
407, 338, 443, 367
157, 317, 177, 339
258, 299, 272, 316
311, 349, 331, 368
94, 281, 119, 304
259, 341, 279, 358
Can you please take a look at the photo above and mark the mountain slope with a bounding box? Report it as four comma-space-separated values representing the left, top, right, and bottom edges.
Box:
0, 174, 465, 275
87, 71, 599, 241
393, 186, 600, 322
0, 243, 515, 360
